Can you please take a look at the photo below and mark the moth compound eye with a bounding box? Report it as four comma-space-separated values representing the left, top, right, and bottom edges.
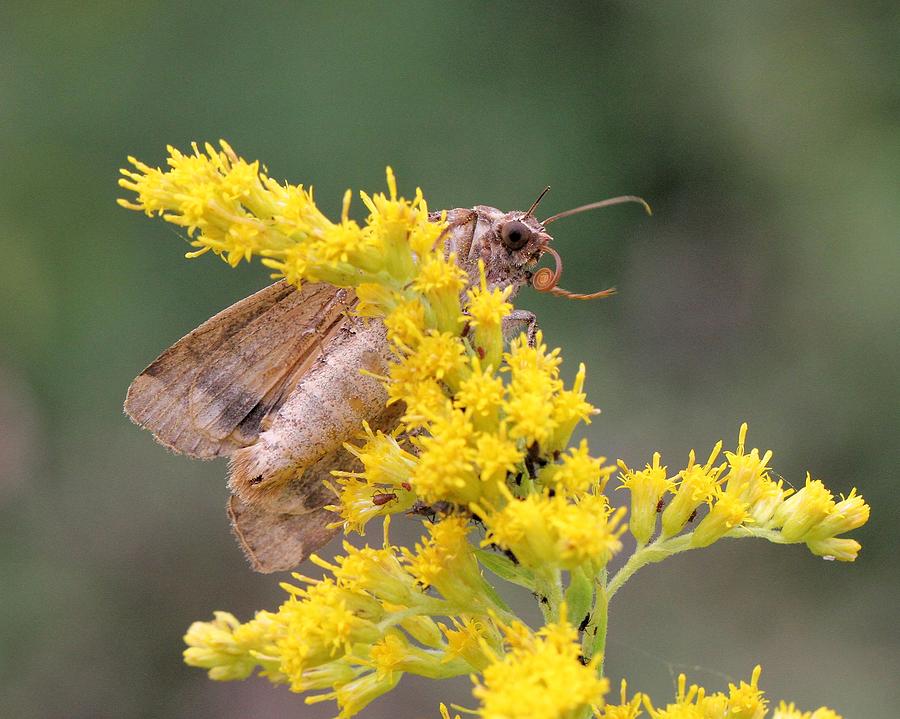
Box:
500, 220, 532, 251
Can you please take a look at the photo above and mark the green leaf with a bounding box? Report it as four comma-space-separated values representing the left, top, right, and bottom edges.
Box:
477, 574, 512, 613
474, 548, 537, 591
565, 569, 594, 631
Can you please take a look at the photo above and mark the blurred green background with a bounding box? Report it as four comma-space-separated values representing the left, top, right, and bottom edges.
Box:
2, 2, 897, 717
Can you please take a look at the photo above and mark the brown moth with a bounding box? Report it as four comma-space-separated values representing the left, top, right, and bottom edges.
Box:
125, 193, 645, 572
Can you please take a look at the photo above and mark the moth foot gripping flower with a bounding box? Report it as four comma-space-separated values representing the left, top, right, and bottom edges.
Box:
120, 142, 868, 718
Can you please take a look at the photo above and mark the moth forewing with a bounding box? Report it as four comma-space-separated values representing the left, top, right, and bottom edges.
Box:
124, 281, 298, 458
123, 281, 349, 458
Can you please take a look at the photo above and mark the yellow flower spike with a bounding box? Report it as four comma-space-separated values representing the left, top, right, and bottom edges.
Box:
368, 630, 416, 679
356, 168, 420, 283
773, 701, 843, 719
407, 204, 448, 258
395, 330, 468, 392
503, 330, 562, 378
546, 362, 598, 453
539, 439, 614, 495
803, 488, 870, 542
325, 476, 412, 534
721, 424, 775, 501
725, 665, 767, 719
501, 333, 565, 444
282, 659, 358, 693
260, 243, 312, 286
771, 475, 835, 542
275, 579, 383, 681
700, 693, 729, 716
398, 614, 445, 649
471, 615, 608, 719
643, 673, 716, 717
319, 542, 422, 607
598, 679, 643, 719
661, 445, 724, 538
439, 702, 463, 719
411, 253, 468, 333
340, 423, 419, 488
476, 490, 555, 570
503, 378, 559, 446
474, 430, 524, 498
618, 453, 675, 545
639, 667, 841, 719
183, 610, 283, 681
369, 629, 413, 678
454, 357, 506, 431
807, 710, 843, 719
404, 516, 486, 608
773, 701, 808, 719
306, 669, 402, 718
367, 629, 471, 681
466, 260, 513, 368
120, 142, 299, 268
383, 297, 428, 346
122, 147, 437, 292
265, 178, 331, 237
480, 489, 626, 572
440, 616, 500, 672
303, 221, 381, 276
494, 615, 535, 654
805, 536, 862, 562
746, 475, 793, 528
690, 492, 751, 548
395, 378, 452, 430
551, 498, 627, 572
411, 411, 480, 505
502, 360, 560, 446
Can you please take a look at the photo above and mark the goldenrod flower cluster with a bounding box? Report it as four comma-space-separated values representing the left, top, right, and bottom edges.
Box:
608, 423, 870, 597
121, 143, 866, 719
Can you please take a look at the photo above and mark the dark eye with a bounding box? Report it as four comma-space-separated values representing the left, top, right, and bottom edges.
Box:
500, 220, 532, 251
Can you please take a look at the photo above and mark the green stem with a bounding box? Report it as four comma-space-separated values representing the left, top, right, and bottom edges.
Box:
606, 527, 790, 602
729, 526, 791, 543
584, 570, 608, 675
535, 568, 563, 623
376, 600, 455, 631
607, 534, 693, 600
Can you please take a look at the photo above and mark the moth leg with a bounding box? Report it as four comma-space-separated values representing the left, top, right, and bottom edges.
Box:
502, 309, 539, 347
338, 295, 363, 329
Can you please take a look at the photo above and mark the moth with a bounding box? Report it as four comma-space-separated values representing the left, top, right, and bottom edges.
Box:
125, 192, 645, 572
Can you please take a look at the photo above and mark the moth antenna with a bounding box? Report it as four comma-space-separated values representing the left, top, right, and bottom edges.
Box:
524, 186, 551, 217
541, 195, 652, 225
533, 245, 617, 301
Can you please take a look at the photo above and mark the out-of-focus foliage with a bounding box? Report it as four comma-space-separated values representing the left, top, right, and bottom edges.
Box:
0, 2, 896, 718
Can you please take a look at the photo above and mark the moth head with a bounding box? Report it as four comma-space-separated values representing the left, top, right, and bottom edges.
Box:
514, 191, 652, 301
489, 212, 551, 283
466, 187, 550, 296
455, 190, 650, 300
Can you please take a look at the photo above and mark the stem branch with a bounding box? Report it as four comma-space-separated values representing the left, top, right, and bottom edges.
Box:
607, 534, 693, 600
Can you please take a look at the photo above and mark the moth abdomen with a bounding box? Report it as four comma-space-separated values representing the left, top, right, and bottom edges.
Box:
227, 320, 393, 512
